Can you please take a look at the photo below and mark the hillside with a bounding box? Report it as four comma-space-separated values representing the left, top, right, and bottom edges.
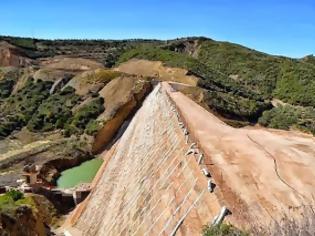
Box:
0, 35, 314, 235
117, 39, 315, 132
1, 36, 315, 129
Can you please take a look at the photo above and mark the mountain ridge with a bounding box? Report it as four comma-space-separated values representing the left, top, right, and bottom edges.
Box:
0, 35, 314, 235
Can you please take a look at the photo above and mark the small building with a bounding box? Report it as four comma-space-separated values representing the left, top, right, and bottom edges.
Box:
22, 164, 41, 185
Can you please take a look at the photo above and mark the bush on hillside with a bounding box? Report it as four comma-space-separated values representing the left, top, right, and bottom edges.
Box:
6, 190, 24, 202
118, 46, 271, 123
273, 61, 315, 107
27, 86, 80, 132
204, 91, 271, 122
0, 79, 53, 138
85, 120, 103, 136
64, 97, 105, 136
202, 224, 249, 236
259, 105, 315, 134
0, 78, 16, 99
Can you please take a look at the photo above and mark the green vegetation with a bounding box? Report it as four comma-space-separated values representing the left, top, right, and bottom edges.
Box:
0, 79, 52, 138
84, 69, 122, 84
6, 189, 24, 201
202, 224, 249, 236
118, 45, 269, 122
273, 61, 315, 107
118, 38, 315, 130
0, 36, 314, 134
1, 79, 52, 118
195, 40, 315, 109
0, 190, 36, 214
259, 105, 315, 134
0, 68, 19, 99
197, 40, 281, 99
0, 78, 16, 99
9, 37, 36, 49
204, 91, 271, 121
27, 86, 80, 132
0, 74, 105, 138
64, 97, 105, 136
85, 120, 103, 136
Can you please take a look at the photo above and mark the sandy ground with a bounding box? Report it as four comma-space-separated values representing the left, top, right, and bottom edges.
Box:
115, 59, 199, 86
65, 82, 315, 235
41, 57, 104, 71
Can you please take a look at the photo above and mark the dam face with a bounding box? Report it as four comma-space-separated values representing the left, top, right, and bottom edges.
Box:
66, 84, 221, 236
66, 82, 315, 235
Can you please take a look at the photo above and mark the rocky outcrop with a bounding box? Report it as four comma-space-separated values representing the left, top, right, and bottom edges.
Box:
65, 69, 121, 96
0, 194, 57, 236
0, 41, 32, 67
92, 76, 152, 153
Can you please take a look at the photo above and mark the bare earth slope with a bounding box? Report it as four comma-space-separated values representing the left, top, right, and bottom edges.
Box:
115, 59, 199, 86
165, 82, 315, 234
0, 41, 32, 67
66, 82, 315, 235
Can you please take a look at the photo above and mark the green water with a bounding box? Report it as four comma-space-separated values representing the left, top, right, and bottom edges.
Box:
56, 158, 103, 189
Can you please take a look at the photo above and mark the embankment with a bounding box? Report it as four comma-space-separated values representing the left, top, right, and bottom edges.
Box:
65, 82, 315, 235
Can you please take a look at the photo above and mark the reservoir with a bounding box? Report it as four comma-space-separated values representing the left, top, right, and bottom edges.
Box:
56, 158, 103, 189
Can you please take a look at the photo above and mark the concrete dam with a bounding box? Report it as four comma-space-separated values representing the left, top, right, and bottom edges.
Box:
64, 82, 315, 236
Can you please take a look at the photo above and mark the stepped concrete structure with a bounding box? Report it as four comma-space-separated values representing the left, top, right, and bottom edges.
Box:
64, 82, 315, 236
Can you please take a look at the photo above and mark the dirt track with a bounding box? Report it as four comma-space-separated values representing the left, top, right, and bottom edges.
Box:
65, 82, 315, 235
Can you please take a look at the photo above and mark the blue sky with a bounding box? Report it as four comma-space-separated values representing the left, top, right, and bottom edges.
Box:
0, 0, 314, 57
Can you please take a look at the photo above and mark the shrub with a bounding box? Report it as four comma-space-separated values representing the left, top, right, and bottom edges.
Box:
0, 78, 16, 99
202, 224, 248, 236
85, 120, 103, 136
65, 97, 105, 136
27, 86, 80, 132
6, 190, 24, 201
259, 105, 315, 134
204, 91, 271, 122
0, 79, 52, 138
273, 61, 315, 107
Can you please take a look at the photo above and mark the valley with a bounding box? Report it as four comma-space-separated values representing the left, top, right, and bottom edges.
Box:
0, 36, 314, 235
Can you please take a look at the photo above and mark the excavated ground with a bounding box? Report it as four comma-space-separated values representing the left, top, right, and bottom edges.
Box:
65, 82, 315, 236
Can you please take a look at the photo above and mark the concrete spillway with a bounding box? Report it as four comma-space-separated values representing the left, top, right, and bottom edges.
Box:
65, 82, 315, 235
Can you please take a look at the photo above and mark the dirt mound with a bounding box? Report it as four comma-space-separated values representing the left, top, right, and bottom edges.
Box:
40, 57, 104, 72
115, 59, 199, 86
33, 68, 74, 82
0, 41, 32, 67
65, 69, 121, 96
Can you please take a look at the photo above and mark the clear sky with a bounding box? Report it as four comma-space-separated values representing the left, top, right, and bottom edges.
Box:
1, 0, 314, 58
